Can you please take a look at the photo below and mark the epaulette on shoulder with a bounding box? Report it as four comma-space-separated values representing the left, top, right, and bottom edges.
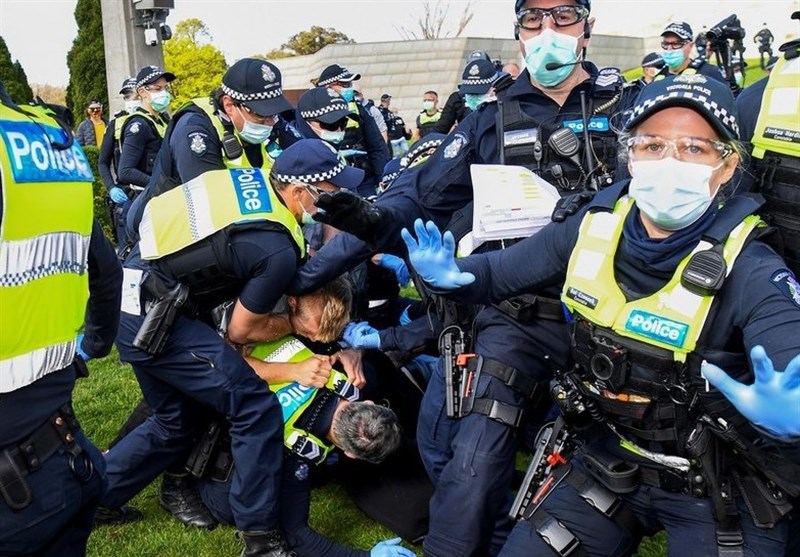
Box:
593, 67, 623, 98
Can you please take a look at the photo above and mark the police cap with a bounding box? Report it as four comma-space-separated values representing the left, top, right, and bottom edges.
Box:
222, 58, 293, 117
624, 74, 739, 140
380, 93, 392, 101
459, 59, 498, 95
316, 64, 361, 87
135, 65, 176, 89
641, 52, 664, 69
298, 87, 350, 124
272, 139, 364, 190
380, 156, 403, 188
661, 21, 694, 42
119, 76, 138, 94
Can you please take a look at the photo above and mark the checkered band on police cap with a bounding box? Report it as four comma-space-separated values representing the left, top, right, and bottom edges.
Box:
402, 133, 447, 168
624, 75, 739, 139
272, 140, 346, 184
661, 21, 694, 42
273, 160, 347, 184
316, 64, 361, 87
135, 65, 175, 89
221, 83, 285, 102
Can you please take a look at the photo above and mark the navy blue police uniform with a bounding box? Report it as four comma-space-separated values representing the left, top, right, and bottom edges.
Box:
315, 65, 388, 198
0, 83, 122, 556
407, 77, 800, 557
290, 10, 632, 556
125, 60, 301, 246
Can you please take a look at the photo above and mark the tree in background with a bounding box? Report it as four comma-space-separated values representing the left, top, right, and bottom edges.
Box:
164, 18, 227, 108
264, 26, 355, 59
30, 84, 67, 106
0, 36, 33, 103
398, 0, 475, 40
66, 0, 107, 120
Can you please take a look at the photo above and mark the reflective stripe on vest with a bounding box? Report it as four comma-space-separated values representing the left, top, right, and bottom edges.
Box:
250, 336, 356, 463
561, 197, 763, 360
0, 104, 93, 392
752, 56, 800, 159
187, 98, 275, 172
138, 167, 305, 260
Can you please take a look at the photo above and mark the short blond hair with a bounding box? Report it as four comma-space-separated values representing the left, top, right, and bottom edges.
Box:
293, 276, 352, 343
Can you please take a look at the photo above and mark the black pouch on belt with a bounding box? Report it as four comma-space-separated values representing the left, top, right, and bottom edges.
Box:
581, 449, 640, 494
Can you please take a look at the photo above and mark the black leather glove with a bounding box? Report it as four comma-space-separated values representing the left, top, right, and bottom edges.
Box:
313, 190, 385, 241
551, 191, 595, 223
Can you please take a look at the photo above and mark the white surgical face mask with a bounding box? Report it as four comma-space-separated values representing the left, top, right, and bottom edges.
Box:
422, 100, 435, 111
124, 100, 142, 113
237, 107, 273, 144
629, 158, 722, 231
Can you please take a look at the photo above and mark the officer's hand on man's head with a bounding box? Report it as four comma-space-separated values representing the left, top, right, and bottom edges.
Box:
551, 190, 595, 223
370, 537, 416, 557
702, 346, 800, 438
313, 190, 384, 242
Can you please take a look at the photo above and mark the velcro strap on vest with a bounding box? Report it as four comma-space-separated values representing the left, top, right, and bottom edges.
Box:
0, 404, 79, 510
530, 509, 589, 557
468, 398, 524, 428
471, 357, 539, 398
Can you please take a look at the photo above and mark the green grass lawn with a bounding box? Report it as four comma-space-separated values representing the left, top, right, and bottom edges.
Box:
76, 350, 667, 556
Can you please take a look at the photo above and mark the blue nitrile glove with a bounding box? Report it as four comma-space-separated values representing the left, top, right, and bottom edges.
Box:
702, 345, 800, 438
109, 186, 128, 204
343, 321, 381, 350
400, 218, 475, 290
378, 254, 410, 287
399, 304, 413, 326
75, 333, 91, 362
370, 537, 415, 557
340, 148, 368, 159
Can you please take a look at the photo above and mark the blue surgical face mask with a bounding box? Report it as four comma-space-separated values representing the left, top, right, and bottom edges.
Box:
661, 49, 686, 70
523, 28, 579, 88
300, 186, 318, 225
321, 129, 345, 144
629, 158, 722, 231
237, 107, 273, 144
148, 89, 171, 112
338, 87, 355, 103
464, 93, 494, 111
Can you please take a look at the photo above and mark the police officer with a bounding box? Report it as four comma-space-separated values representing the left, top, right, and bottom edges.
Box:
402, 74, 800, 557
621, 52, 664, 109
290, 2, 631, 554
294, 86, 351, 149
315, 64, 388, 198
435, 51, 492, 135
98, 76, 140, 247
100, 139, 364, 557
113, 66, 174, 217
656, 21, 727, 84
755, 23, 775, 69
736, 19, 800, 278
126, 58, 301, 244
183, 281, 411, 557
459, 58, 500, 112
0, 81, 122, 556
413, 91, 441, 140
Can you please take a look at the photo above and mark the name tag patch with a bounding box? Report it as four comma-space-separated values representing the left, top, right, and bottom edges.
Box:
0, 120, 94, 183
503, 128, 538, 147
231, 168, 271, 215
625, 309, 688, 348
566, 286, 598, 309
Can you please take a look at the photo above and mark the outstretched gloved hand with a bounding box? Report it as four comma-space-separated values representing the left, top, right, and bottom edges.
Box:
109, 186, 129, 204
401, 219, 475, 290
313, 190, 384, 241
343, 321, 381, 350
702, 345, 800, 438
370, 537, 415, 557
377, 254, 410, 287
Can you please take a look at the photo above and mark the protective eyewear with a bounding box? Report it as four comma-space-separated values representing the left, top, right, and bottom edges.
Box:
237, 103, 278, 125
143, 84, 172, 92
516, 5, 589, 31
626, 135, 733, 165
303, 184, 325, 199
661, 40, 689, 50
318, 117, 349, 132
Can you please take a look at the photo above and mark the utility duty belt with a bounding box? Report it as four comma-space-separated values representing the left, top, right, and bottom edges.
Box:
440, 326, 543, 427
492, 293, 565, 323
0, 404, 89, 511
132, 273, 190, 355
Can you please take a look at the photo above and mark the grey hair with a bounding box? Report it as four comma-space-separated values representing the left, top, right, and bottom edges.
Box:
334, 402, 402, 464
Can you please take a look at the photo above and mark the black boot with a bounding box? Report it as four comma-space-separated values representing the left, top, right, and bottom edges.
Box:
94, 504, 144, 526
159, 472, 218, 530
238, 530, 296, 557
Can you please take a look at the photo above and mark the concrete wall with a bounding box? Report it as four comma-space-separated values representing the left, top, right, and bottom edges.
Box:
271, 35, 645, 126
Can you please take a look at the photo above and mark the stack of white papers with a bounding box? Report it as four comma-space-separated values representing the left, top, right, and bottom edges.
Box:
469, 164, 561, 246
